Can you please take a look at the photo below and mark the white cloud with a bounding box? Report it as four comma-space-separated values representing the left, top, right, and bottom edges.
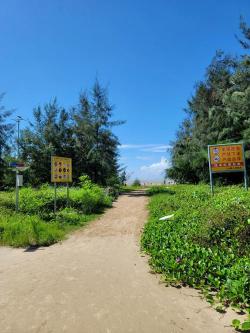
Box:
141, 145, 171, 153
119, 144, 146, 149
141, 157, 170, 172
119, 144, 172, 153
138, 157, 171, 182
136, 156, 152, 161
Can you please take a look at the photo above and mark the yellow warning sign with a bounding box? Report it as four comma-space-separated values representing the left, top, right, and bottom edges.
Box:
209, 144, 245, 173
51, 156, 72, 183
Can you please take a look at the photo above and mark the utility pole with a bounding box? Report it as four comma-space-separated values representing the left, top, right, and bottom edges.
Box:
17, 117, 21, 158
14, 116, 23, 212
13, 115, 23, 159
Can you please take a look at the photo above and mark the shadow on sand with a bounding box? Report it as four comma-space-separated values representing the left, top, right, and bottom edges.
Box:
24, 245, 45, 253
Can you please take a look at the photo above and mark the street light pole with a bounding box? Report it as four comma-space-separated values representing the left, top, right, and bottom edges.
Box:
15, 116, 23, 212
17, 117, 20, 158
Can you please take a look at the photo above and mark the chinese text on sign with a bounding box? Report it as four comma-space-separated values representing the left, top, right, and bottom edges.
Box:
51, 156, 72, 182
209, 144, 245, 173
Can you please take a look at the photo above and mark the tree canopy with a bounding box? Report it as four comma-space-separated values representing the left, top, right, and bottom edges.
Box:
0, 94, 14, 187
0, 80, 124, 188
168, 19, 250, 184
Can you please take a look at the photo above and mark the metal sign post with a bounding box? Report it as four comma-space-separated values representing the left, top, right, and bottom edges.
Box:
10, 163, 28, 212
66, 183, 69, 207
244, 167, 248, 190
16, 170, 19, 212
54, 183, 57, 214
207, 147, 214, 195
243, 144, 248, 190
14, 116, 22, 212
51, 156, 72, 213
208, 143, 247, 195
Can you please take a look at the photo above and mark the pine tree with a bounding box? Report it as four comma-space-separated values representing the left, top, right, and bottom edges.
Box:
21, 100, 74, 185
73, 80, 124, 185
169, 19, 250, 184
0, 94, 14, 188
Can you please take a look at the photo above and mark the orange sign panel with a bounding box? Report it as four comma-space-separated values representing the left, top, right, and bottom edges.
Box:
51, 156, 72, 182
209, 144, 245, 173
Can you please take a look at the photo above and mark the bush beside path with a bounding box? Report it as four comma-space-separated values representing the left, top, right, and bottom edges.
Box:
142, 185, 250, 312
0, 177, 112, 247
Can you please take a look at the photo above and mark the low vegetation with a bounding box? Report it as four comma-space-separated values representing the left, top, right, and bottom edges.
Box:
142, 185, 250, 312
232, 309, 250, 332
147, 185, 175, 196
0, 177, 112, 247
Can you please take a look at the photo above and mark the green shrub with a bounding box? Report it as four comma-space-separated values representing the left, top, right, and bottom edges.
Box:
147, 185, 175, 196
55, 208, 97, 227
18, 183, 112, 218
19, 185, 61, 219
0, 214, 64, 247
141, 185, 250, 309
0, 191, 15, 209
56, 208, 82, 225
132, 179, 141, 187
79, 175, 93, 189
0, 178, 112, 247
69, 187, 112, 213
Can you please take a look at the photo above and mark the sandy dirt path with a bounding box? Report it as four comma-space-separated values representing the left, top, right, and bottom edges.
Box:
0, 191, 236, 333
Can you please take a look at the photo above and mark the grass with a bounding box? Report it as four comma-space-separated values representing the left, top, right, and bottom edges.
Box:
0, 181, 112, 247
141, 184, 250, 311
146, 185, 175, 196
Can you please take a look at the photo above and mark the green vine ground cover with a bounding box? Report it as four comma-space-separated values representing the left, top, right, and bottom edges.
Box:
0, 180, 112, 247
141, 185, 250, 312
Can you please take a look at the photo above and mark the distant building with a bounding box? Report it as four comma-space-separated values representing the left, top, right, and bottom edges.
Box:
127, 178, 175, 186
164, 178, 176, 185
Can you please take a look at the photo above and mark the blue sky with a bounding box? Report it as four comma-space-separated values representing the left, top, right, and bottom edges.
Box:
0, 0, 249, 182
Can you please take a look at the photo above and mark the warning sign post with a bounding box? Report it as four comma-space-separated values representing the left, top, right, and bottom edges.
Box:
208, 143, 247, 194
51, 156, 72, 183
51, 156, 72, 213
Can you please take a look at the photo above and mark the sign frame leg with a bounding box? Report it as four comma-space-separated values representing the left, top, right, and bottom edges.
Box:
243, 144, 248, 190
244, 166, 248, 190
15, 169, 19, 212
66, 183, 69, 207
208, 145, 214, 195
54, 183, 57, 214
